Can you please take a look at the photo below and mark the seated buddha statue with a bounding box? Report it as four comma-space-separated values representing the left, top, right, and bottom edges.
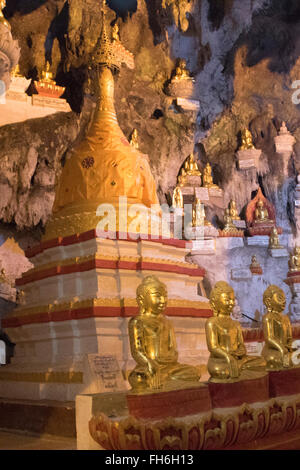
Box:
205, 281, 266, 382
177, 168, 187, 187
128, 276, 200, 392
173, 58, 191, 81
229, 200, 240, 220
203, 163, 219, 189
262, 285, 297, 370
254, 199, 273, 224
269, 227, 283, 249
288, 246, 300, 272
223, 208, 237, 233
184, 153, 201, 177
112, 23, 120, 42
240, 128, 255, 150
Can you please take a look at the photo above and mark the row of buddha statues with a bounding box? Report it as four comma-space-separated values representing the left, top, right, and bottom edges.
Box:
128, 275, 297, 393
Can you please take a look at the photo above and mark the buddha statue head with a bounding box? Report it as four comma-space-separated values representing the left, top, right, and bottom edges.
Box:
136, 276, 168, 316
263, 285, 286, 314
210, 281, 235, 317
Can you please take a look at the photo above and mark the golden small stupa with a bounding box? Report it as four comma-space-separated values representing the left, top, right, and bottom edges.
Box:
45, 2, 159, 240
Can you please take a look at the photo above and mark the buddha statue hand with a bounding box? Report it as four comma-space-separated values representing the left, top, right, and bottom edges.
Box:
228, 355, 239, 378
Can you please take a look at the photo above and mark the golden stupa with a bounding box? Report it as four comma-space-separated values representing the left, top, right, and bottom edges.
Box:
45, 2, 159, 240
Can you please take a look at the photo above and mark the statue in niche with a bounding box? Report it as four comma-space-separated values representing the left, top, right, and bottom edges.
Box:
128, 276, 200, 392
184, 153, 201, 177
254, 199, 273, 224
202, 163, 219, 189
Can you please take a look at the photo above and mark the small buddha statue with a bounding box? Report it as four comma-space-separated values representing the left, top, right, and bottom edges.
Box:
129, 128, 139, 149
172, 186, 183, 209
202, 163, 219, 189
0, 268, 6, 283
177, 168, 187, 187
250, 255, 260, 268
112, 23, 120, 42
254, 199, 273, 223
269, 227, 283, 249
11, 64, 22, 78
184, 153, 201, 177
192, 198, 204, 227
41, 61, 54, 83
288, 246, 300, 272
223, 208, 237, 233
205, 281, 266, 382
262, 285, 297, 370
240, 128, 255, 150
0, 0, 10, 28
173, 58, 191, 81
128, 276, 200, 392
229, 200, 240, 220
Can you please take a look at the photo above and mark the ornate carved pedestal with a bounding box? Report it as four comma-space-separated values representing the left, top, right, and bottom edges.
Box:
127, 384, 212, 419
208, 372, 269, 408
269, 367, 300, 397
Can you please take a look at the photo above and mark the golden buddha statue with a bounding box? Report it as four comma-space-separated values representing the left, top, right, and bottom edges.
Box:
240, 128, 255, 150
229, 200, 240, 220
254, 199, 273, 223
262, 285, 296, 370
184, 153, 201, 177
288, 246, 300, 272
192, 198, 210, 227
173, 58, 191, 81
206, 281, 266, 382
172, 186, 183, 209
269, 227, 283, 249
202, 163, 218, 189
129, 128, 139, 149
223, 208, 237, 233
128, 276, 200, 392
177, 168, 187, 187
112, 23, 120, 42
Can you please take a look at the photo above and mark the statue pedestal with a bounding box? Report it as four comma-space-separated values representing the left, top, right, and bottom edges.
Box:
233, 220, 246, 230
208, 372, 269, 408
248, 224, 282, 237
127, 384, 212, 419
269, 367, 300, 397
246, 235, 270, 246
236, 149, 262, 170
268, 248, 288, 258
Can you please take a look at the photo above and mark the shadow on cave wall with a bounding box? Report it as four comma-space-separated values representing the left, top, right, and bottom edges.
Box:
5, 0, 48, 17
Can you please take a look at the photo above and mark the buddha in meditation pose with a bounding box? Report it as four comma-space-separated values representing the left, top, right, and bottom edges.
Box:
289, 246, 300, 272
184, 153, 201, 177
129, 128, 139, 149
254, 199, 273, 224
262, 285, 297, 370
269, 227, 283, 249
177, 168, 187, 187
240, 128, 255, 150
205, 281, 266, 382
173, 58, 191, 81
203, 163, 219, 189
128, 276, 200, 392
229, 200, 240, 220
223, 208, 237, 233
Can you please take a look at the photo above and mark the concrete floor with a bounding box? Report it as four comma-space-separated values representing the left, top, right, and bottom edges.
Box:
0, 429, 77, 450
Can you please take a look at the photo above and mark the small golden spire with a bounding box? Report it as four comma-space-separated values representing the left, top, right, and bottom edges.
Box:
0, 0, 10, 29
